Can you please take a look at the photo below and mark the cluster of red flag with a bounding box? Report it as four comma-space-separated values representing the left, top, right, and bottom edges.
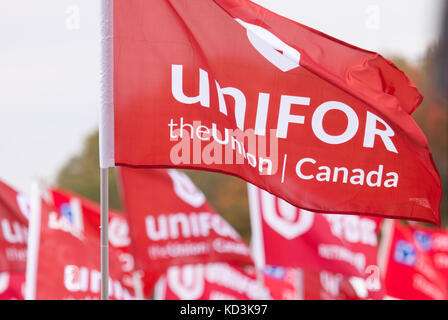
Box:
248, 184, 385, 299
1, 0, 446, 301
1, 169, 447, 300
381, 221, 448, 299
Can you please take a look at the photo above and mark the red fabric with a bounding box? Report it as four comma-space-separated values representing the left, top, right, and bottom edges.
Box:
113, 0, 441, 224
248, 185, 381, 280
262, 267, 301, 300
408, 224, 448, 284
0, 180, 28, 274
118, 168, 253, 274
50, 189, 161, 298
33, 191, 135, 300
0, 272, 25, 300
382, 221, 448, 300
155, 262, 271, 300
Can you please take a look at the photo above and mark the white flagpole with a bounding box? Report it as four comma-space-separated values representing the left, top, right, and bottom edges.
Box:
100, 168, 109, 300
99, 0, 114, 300
25, 181, 42, 300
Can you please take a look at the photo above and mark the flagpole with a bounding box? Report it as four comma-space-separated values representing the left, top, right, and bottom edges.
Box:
100, 168, 109, 300
99, 0, 114, 300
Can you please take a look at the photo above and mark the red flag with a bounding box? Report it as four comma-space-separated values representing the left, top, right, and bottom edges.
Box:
261, 266, 301, 300
154, 262, 271, 300
103, 0, 442, 224
381, 221, 448, 300
248, 184, 382, 284
49, 188, 159, 297
0, 272, 25, 300
29, 190, 135, 300
0, 180, 29, 275
408, 224, 448, 284
49, 188, 135, 272
118, 168, 253, 274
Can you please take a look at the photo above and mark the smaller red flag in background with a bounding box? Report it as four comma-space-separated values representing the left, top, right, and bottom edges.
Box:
0, 180, 29, 274
0, 272, 25, 300
248, 184, 382, 282
118, 168, 253, 274
382, 221, 448, 300
30, 189, 135, 300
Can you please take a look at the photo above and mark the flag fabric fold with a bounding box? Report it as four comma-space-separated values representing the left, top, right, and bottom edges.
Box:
118, 168, 253, 274
29, 188, 135, 300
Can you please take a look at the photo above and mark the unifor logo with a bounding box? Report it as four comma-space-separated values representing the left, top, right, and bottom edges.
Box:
167, 264, 204, 300
235, 18, 301, 72
167, 170, 206, 208
260, 189, 314, 239
393, 240, 417, 267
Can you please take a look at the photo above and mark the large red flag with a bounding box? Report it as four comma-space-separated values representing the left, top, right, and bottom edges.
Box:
248, 184, 382, 286
28, 190, 135, 300
118, 168, 253, 274
154, 262, 271, 300
102, 0, 441, 224
49, 188, 135, 274
380, 221, 448, 300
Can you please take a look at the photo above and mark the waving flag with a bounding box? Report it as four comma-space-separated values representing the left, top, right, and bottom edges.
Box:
408, 224, 448, 284
380, 221, 448, 300
0, 180, 29, 274
100, 0, 442, 224
0, 272, 25, 300
298, 268, 372, 300
118, 168, 253, 273
154, 262, 271, 300
26, 189, 135, 300
50, 188, 135, 273
248, 184, 382, 282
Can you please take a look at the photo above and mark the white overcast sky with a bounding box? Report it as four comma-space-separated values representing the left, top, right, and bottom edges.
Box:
0, 0, 445, 195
